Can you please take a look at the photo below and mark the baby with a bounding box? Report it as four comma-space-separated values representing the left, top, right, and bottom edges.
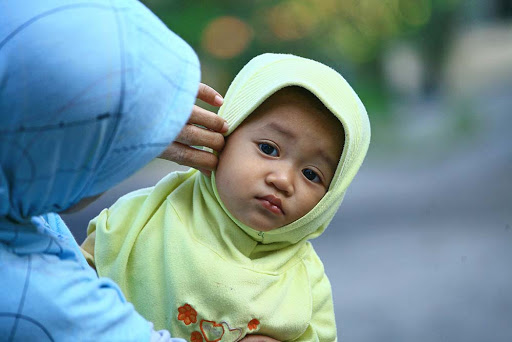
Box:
82, 53, 371, 341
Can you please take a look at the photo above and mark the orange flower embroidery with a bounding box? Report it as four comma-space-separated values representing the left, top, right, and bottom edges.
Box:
247, 319, 260, 331
191, 331, 203, 342
177, 304, 197, 325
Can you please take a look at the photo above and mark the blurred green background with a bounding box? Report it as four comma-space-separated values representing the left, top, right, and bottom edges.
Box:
64, 1, 512, 341
144, 0, 460, 119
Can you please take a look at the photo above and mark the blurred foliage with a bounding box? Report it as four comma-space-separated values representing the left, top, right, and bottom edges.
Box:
141, 0, 464, 117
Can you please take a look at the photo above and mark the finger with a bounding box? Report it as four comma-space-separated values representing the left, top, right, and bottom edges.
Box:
188, 105, 228, 133
176, 124, 225, 152
159, 142, 219, 171
197, 83, 223, 106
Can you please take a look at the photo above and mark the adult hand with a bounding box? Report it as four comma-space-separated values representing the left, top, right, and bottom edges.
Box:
239, 336, 280, 342
159, 83, 228, 176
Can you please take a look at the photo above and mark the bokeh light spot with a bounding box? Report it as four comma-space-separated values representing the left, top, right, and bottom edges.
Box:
266, 1, 317, 41
201, 16, 252, 59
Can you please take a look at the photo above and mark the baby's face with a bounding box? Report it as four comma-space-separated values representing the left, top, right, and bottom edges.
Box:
216, 87, 344, 231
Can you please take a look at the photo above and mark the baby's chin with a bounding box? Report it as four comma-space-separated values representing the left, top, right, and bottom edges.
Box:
237, 215, 287, 232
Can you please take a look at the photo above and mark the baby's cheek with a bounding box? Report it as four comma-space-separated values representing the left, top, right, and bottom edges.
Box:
298, 191, 325, 218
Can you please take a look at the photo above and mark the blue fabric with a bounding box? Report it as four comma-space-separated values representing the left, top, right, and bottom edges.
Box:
0, 0, 198, 340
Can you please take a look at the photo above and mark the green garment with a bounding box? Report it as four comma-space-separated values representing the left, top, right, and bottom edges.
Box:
89, 54, 371, 341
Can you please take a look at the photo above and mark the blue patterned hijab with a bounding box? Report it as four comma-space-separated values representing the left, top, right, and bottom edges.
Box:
0, 0, 200, 223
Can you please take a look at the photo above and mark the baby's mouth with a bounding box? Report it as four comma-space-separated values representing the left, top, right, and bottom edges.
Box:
256, 195, 284, 215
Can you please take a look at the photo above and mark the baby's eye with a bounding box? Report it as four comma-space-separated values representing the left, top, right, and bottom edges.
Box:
302, 169, 321, 183
259, 143, 278, 156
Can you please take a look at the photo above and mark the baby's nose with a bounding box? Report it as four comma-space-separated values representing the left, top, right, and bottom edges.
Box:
266, 168, 294, 195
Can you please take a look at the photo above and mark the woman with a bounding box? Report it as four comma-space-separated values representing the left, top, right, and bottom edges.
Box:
0, 1, 226, 340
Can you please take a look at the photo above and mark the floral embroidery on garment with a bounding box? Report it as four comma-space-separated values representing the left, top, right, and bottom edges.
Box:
191, 331, 204, 342
201, 320, 242, 342
200, 320, 224, 342
176, 304, 255, 341
178, 304, 198, 325
247, 319, 260, 331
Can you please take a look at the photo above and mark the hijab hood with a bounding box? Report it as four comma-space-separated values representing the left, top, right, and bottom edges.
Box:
210, 53, 371, 246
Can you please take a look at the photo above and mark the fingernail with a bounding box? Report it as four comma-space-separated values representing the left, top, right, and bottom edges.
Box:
214, 95, 223, 106
222, 122, 229, 132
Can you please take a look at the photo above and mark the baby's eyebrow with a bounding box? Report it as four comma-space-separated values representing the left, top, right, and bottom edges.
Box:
263, 122, 297, 140
319, 150, 338, 176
